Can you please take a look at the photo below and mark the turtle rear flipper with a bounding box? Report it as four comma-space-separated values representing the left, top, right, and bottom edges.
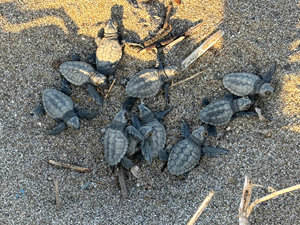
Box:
75, 108, 99, 120
121, 156, 134, 170
231, 111, 258, 120
46, 122, 66, 135
207, 125, 217, 136
262, 62, 276, 83
201, 146, 228, 157
162, 82, 170, 105
85, 83, 104, 106
181, 120, 191, 139
34, 103, 45, 117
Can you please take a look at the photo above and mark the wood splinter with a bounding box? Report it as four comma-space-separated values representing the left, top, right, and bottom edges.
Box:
187, 191, 215, 225
238, 175, 300, 225
118, 166, 129, 198
54, 179, 60, 209
48, 160, 91, 172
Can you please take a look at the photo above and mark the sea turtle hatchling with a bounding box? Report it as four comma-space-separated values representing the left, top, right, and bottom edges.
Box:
223, 62, 276, 97
123, 50, 179, 109
104, 109, 145, 169
160, 121, 228, 176
95, 20, 122, 76
34, 89, 98, 135
59, 61, 107, 106
199, 94, 257, 136
132, 103, 171, 163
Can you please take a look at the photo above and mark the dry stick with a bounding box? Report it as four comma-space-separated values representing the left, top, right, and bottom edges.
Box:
54, 179, 60, 209
171, 70, 206, 87
187, 191, 215, 225
238, 175, 300, 225
48, 160, 91, 172
104, 78, 116, 99
144, 2, 173, 47
118, 166, 129, 198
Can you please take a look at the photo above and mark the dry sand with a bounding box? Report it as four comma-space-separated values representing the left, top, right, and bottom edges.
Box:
0, 0, 299, 224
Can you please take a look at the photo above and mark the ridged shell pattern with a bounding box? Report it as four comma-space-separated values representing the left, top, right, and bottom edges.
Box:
96, 38, 122, 75
168, 139, 201, 175
59, 61, 95, 86
223, 73, 260, 96
104, 128, 128, 166
42, 89, 74, 119
126, 69, 163, 98
199, 99, 234, 126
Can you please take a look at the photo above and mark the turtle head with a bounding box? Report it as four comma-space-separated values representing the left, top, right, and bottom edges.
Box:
90, 72, 107, 87
191, 126, 207, 142
104, 20, 118, 37
67, 116, 80, 130
138, 104, 152, 118
236, 98, 252, 111
163, 66, 179, 81
113, 109, 127, 124
259, 83, 274, 97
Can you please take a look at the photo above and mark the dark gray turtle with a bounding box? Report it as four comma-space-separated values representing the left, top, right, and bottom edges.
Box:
223, 62, 276, 97
59, 61, 107, 106
34, 89, 98, 135
132, 103, 171, 163
95, 20, 122, 76
199, 94, 256, 136
126, 65, 178, 101
104, 109, 144, 169
164, 121, 228, 176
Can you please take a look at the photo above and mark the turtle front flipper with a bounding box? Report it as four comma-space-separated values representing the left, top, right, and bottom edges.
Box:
141, 140, 153, 163
125, 125, 143, 140
158, 149, 169, 162
34, 103, 45, 117
121, 156, 134, 170
85, 83, 104, 106
231, 111, 258, 120
162, 82, 170, 105
262, 62, 276, 83
75, 108, 99, 120
201, 146, 228, 157
207, 125, 217, 136
60, 78, 72, 96
131, 114, 142, 129
181, 120, 191, 139
154, 107, 172, 122
122, 96, 137, 112
46, 121, 66, 135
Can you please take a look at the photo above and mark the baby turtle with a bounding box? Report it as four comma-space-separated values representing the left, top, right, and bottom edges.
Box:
59, 61, 107, 106
132, 103, 171, 163
34, 89, 98, 135
199, 94, 256, 136
104, 109, 144, 169
95, 20, 122, 76
124, 50, 178, 109
223, 62, 276, 97
161, 121, 228, 176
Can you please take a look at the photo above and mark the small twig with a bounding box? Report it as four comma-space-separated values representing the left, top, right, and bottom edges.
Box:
48, 160, 91, 172
104, 78, 116, 99
162, 1, 173, 29
144, 25, 172, 47
238, 175, 300, 225
187, 191, 215, 225
118, 166, 129, 198
171, 70, 206, 87
54, 179, 60, 209
246, 184, 300, 218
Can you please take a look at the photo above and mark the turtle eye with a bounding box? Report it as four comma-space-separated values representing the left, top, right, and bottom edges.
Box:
203, 130, 208, 137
